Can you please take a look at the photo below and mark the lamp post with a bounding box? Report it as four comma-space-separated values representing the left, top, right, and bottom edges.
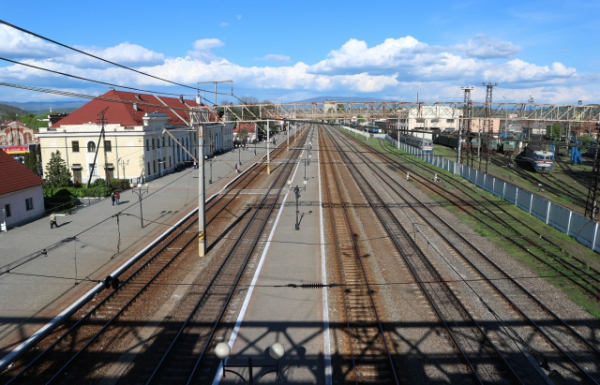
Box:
215, 342, 285, 384
288, 179, 307, 230
131, 183, 149, 228
205, 155, 213, 184
237, 144, 242, 166
118, 158, 129, 181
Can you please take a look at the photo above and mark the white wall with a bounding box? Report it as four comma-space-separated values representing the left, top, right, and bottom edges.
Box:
0, 185, 45, 229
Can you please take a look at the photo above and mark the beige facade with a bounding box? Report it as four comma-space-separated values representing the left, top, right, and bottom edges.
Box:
37, 113, 233, 184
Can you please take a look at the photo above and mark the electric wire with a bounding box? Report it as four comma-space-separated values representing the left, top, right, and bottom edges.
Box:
0, 19, 199, 92
0, 56, 215, 102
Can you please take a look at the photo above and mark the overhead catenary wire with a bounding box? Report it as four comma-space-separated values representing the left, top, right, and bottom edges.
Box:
0, 56, 224, 105
0, 19, 201, 92
0, 20, 254, 105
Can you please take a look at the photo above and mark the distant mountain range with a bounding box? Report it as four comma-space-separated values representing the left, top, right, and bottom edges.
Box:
0, 103, 29, 116
0, 100, 86, 114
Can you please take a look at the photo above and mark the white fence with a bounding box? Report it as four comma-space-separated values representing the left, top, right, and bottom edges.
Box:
386, 135, 600, 252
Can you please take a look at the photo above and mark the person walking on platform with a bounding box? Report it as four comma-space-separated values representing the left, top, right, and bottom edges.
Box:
111, 192, 116, 206
115, 191, 121, 205
50, 212, 57, 229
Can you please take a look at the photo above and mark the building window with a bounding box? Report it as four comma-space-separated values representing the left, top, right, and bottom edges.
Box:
72, 141, 80, 153
73, 169, 82, 183
152, 138, 155, 149
5, 204, 11, 218
157, 138, 160, 148
87, 141, 96, 153
147, 162, 150, 175
153, 160, 156, 174
168, 137, 171, 147
146, 139, 150, 151
25, 198, 33, 211
169, 156, 172, 167
104, 140, 112, 152
446, 119, 454, 123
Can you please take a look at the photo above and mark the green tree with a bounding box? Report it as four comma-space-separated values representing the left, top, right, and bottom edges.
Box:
237, 128, 249, 143
44, 151, 72, 188
24, 151, 38, 175
546, 123, 561, 141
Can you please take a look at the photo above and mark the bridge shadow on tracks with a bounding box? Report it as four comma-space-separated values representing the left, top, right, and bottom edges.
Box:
1, 317, 598, 384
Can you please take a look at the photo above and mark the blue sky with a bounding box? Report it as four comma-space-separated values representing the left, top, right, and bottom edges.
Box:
0, 0, 598, 105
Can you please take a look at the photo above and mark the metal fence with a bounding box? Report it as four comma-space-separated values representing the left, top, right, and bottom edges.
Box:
386, 136, 600, 252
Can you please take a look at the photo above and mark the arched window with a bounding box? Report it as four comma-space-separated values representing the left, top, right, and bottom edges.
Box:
87, 141, 96, 153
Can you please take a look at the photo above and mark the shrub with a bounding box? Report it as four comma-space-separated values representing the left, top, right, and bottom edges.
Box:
110, 179, 131, 190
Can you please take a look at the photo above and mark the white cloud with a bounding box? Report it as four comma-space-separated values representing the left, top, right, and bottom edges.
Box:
236, 14, 242, 20
192, 38, 224, 51
0, 30, 595, 104
0, 24, 62, 59
454, 34, 521, 59
483, 59, 576, 83
309, 36, 428, 74
80, 43, 164, 65
219, 22, 229, 27
258, 54, 290, 62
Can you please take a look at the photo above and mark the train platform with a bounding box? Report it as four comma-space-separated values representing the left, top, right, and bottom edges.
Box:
213, 127, 330, 384
0, 136, 282, 357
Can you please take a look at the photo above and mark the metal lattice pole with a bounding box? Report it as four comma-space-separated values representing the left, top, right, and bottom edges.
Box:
585, 122, 600, 220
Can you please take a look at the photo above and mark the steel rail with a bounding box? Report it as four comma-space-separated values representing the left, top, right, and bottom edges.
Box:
4, 214, 198, 384
345, 132, 600, 383
378, 138, 600, 296
4, 134, 302, 383
320, 126, 399, 384
328, 126, 525, 384
145, 132, 308, 384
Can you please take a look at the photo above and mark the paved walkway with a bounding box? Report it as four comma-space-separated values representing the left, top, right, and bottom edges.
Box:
214, 125, 329, 384
0, 135, 286, 355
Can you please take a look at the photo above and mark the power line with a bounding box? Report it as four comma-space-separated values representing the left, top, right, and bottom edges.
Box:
0, 19, 200, 92
0, 56, 216, 102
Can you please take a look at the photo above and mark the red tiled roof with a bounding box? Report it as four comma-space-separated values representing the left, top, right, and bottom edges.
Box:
234, 123, 257, 133
52, 90, 201, 129
0, 150, 43, 195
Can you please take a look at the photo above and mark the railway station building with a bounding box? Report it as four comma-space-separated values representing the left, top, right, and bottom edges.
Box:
35, 90, 234, 184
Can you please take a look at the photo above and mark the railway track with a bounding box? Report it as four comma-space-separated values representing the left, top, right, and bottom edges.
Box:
320, 126, 399, 384
489, 153, 587, 208
376, 137, 600, 306
333, 126, 600, 384
1, 130, 308, 384
327, 127, 527, 384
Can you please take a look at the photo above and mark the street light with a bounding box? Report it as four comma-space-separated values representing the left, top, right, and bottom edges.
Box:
215, 342, 285, 384
131, 183, 149, 228
287, 179, 307, 230
117, 158, 129, 181
205, 155, 213, 184
236, 144, 242, 166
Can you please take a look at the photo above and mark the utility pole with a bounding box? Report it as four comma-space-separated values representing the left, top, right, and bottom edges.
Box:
585, 122, 600, 221
460, 87, 474, 165
482, 82, 498, 173
267, 118, 271, 175
86, 108, 109, 188
197, 80, 233, 106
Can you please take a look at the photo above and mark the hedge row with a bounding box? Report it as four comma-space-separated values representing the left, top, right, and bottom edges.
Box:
44, 187, 113, 198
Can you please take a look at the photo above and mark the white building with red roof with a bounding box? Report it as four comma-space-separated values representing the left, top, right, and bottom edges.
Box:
36, 90, 233, 184
0, 150, 45, 230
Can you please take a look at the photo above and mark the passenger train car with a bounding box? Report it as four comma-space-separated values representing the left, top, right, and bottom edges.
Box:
401, 135, 434, 153
519, 143, 554, 172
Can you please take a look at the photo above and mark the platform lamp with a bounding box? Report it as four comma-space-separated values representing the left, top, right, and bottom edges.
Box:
288, 179, 307, 230
215, 342, 285, 384
131, 183, 149, 228
205, 155, 213, 184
